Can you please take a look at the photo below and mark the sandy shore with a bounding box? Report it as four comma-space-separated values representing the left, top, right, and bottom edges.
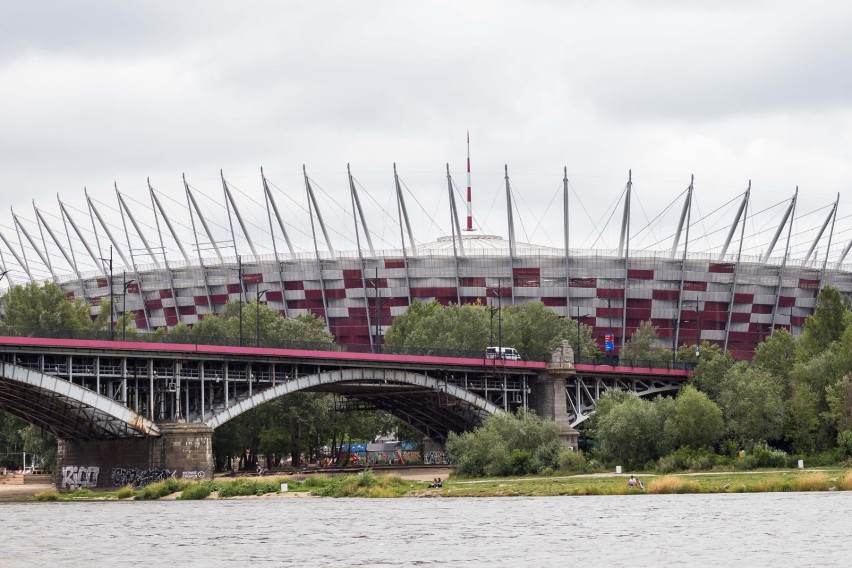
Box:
0, 483, 54, 501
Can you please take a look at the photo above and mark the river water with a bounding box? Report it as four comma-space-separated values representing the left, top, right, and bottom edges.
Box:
2, 492, 851, 567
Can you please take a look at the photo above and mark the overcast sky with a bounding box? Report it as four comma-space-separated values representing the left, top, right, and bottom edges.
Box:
2, 1, 851, 281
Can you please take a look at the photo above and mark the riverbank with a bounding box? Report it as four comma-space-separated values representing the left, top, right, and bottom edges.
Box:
10, 467, 852, 502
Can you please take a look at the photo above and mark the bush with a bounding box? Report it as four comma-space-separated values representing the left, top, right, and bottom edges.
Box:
218, 478, 280, 498
656, 447, 717, 474
135, 478, 184, 500
446, 410, 564, 477
837, 431, 852, 458
509, 449, 532, 475
557, 449, 589, 473
34, 491, 60, 501
751, 443, 789, 468
178, 481, 214, 500
115, 486, 136, 499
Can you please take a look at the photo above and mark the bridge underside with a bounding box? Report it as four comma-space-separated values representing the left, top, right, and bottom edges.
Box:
311, 382, 490, 442
0, 363, 158, 440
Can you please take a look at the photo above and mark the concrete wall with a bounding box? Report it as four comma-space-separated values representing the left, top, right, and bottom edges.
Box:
56, 423, 213, 490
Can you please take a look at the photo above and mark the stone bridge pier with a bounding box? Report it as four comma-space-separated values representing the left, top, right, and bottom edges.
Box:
529, 342, 579, 450
56, 423, 214, 490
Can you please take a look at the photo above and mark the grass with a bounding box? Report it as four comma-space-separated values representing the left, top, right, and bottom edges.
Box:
27, 468, 852, 501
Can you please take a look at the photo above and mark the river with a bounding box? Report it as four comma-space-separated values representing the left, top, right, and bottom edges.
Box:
2, 492, 851, 567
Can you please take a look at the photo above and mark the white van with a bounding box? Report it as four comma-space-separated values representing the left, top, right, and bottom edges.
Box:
485, 347, 522, 361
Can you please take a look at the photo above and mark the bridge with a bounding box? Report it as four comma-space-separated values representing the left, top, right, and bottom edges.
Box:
0, 336, 690, 489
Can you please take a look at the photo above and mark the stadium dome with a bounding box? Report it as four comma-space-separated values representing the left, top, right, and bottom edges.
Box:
1, 167, 850, 360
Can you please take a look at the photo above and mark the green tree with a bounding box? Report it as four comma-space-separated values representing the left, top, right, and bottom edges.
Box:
799, 286, 850, 360
446, 410, 564, 477
620, 320, 668, 363
785, 383, 822, 454
687, 349, 735, 404
676, 340, 723, 365
668, 385, 724, 450
719, 364, 785, 446
0, 282, 93, 336
594, 394, 664, 468
753, 329, 797, 395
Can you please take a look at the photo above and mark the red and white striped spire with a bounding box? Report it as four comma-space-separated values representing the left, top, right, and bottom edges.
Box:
465, 130, 473, 231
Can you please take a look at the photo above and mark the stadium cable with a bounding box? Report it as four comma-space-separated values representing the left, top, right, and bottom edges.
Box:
586, 184, 626, 250
529, 183, 562, 244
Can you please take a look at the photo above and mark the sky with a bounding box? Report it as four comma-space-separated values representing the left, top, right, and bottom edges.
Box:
2, 1, 852, 282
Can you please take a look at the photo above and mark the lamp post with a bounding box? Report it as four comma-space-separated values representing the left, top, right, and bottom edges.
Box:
574, 307, 590, 364
256, 288, 269, 347
368, 268, 382, 354
99, 246, 114, 341
227, 255, 244, 347
122, 272, 136, 341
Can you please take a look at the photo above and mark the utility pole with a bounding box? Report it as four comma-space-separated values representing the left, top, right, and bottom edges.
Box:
122, 271, 135, 341
227, 255, 244, 347
497, 277, 503, 359
373, 268, 382, 354
256, 287, 269, 347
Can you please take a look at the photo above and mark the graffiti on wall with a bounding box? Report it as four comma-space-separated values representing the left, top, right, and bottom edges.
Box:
424, 451, 453, 465
181, 471, 205, 480
111, 468, 176, 488
62, 466, 100, 489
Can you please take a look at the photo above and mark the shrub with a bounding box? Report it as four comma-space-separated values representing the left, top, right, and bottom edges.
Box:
557, 449, 589, 473
35, 491, 60, 501
115, 486, 136, 499
656, 447, 716, 474
446, 409, 564, 477
218, 478, 280, 498
135, 478, 184, 500
751, 443, 789, 468
178, 482, 214, 500
508, 449, 533, 475
838, 431, 852, 458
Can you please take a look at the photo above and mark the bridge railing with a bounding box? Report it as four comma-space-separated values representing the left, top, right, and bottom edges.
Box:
573, 355, 695, 371
0, 327, 695, 370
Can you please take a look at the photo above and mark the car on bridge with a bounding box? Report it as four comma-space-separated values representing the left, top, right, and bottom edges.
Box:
486, 347, 522, 361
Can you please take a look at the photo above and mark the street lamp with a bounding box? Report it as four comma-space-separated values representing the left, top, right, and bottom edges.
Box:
122, 272, 136, 341
256, 288, 270, 347
487, 278, 503, 359
574, 307, 590, 364
227, 255, 244, 347
368, 268, 382, 354
99, 246, 114, 341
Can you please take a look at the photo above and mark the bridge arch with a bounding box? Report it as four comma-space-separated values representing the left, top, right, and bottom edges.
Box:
205, 368, 502, 441
0, 362, 160, 439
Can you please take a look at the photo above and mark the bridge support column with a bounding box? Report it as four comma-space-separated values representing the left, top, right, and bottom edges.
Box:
530, 371, 579, 451
56, 423, 214, 490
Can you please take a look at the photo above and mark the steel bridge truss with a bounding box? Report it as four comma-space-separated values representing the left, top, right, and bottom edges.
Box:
0, 349, 531, 442
566, 373, 687, 427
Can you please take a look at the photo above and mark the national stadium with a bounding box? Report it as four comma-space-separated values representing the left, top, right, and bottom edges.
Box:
0, 164, 849, 361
